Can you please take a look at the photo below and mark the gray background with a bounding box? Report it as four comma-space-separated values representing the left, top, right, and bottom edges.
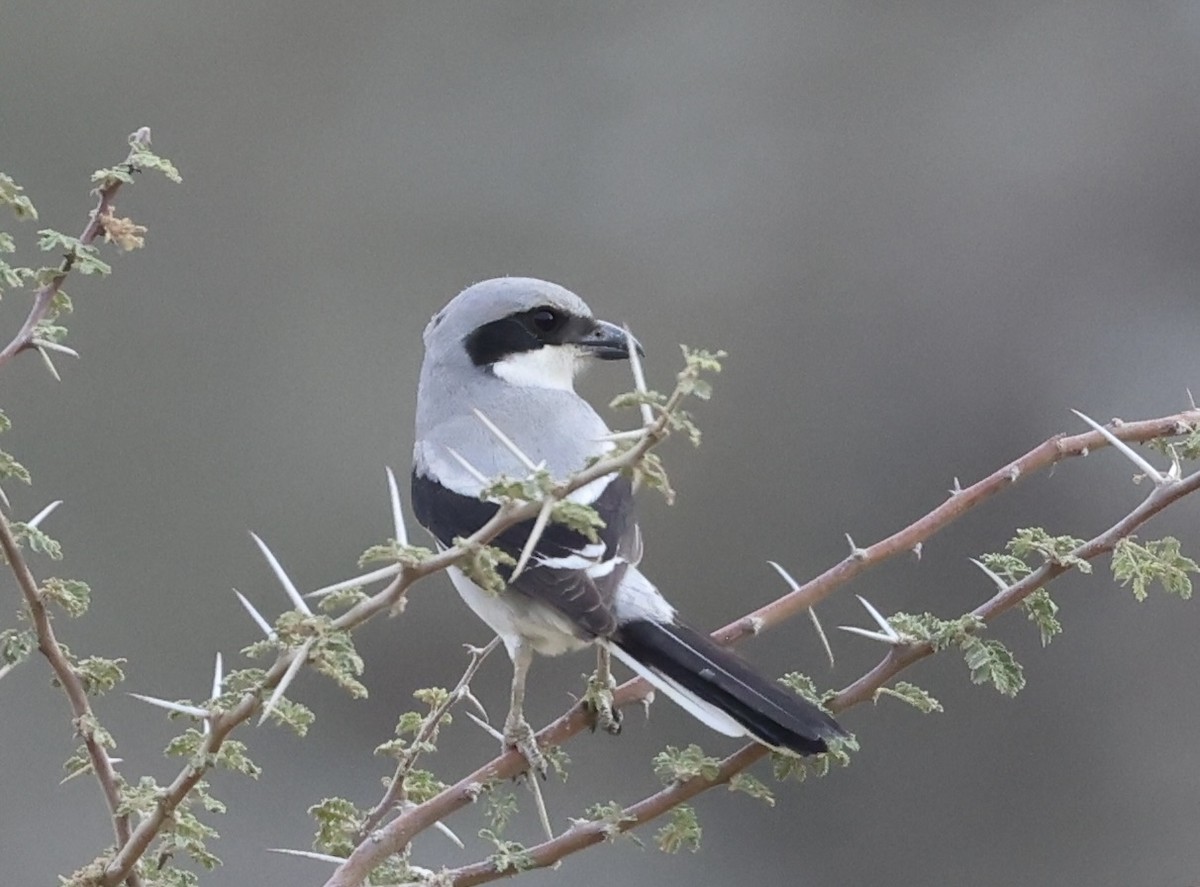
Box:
2, 2, 1199, 885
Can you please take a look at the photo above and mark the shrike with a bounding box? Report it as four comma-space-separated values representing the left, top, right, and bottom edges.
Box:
412, 277, 844, 772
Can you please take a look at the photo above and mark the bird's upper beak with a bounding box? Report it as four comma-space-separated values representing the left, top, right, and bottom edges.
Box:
575, 319, 644, 361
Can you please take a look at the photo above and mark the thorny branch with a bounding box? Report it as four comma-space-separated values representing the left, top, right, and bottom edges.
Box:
0, 127, 153, 368
99, 366, 692, 886
0, 513, 144, 887
323, 407, 1200, 887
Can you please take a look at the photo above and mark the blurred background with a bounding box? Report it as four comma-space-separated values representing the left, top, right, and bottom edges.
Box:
2, 2, 1199, 884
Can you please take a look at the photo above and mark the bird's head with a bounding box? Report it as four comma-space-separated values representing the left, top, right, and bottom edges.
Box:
422, 277, 642, 392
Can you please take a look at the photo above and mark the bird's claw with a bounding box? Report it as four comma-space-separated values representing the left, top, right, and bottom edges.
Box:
503, 715, 548, 779
584, 670, 623, 736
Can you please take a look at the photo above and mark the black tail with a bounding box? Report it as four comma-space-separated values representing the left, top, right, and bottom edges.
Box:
609, 619, 845, 756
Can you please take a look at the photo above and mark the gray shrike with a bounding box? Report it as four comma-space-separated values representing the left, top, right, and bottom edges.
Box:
411, 277, 844, 772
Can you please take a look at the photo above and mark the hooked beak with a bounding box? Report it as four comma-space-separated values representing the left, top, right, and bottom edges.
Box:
575, 319, 644, 361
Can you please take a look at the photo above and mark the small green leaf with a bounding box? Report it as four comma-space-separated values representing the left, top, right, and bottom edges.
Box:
1008, 527, 1090, 573
655, 804, 701, 854
582, 801, 640, 843
401, 768, 445, 804
0, 450, 32, 483
457, 540, 515, 596
960, 636, 1025, 696
550, 500, 605, 542
728, 772, 776, 806
310, 796, 363, 857
652, 743, 721, 785
0, 173, 38, 219
41, 577, 91, 617
874, 681, 943, 714
0, 627, 35, 667
481, 830, 535, 873
74, 655, 126, 695
1022, 589, 1062, 646
1112, 536, 1198, 601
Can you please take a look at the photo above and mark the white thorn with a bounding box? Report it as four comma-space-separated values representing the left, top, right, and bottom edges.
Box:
837, 625, 902, 645
128, 693, 210, 719
807, 606, 835, 669
0, 661, 18, 682
211, 653, 224, 701
432, 819, 466, 849
26, 499, 62, 530
0, 484, 10, 509
838, 595, 902, 645
445, 446, 491, 486
459, 688, 490, 723
595, 428, 647, 442
511, 499, 553, 581
233, 589, 275, 638
625, 324, 654, 426
385, 466, 409, 547
1008, 465, 1021, 482
304, 563, 402, 599
266, 848, 347, 865
472, 408, 540, 472
969, 558, 1010, 592
949, 477, 964, 495
845, 534, 867, 560
1187, 388, 1197, 410
766, 560, 800, 592
1072, 409, 1166, 484
205, 652, 224, 736
250, 532, 312, 615
33, 339, 80, 358
911, 542, 923, 560
259, 638, 313, 726
465, 710, 505, 742
36, 345, 62, 381
856, 594, 899, 636
526, 766, 555, 841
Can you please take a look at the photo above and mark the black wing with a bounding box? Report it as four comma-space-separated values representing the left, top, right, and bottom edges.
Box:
411, 469, 636, 638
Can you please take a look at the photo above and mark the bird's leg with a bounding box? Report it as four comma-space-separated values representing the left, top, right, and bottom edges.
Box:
502, 641, 547, 777
585, 645, 622, 735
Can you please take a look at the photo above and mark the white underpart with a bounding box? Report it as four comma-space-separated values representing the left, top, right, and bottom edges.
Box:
447, 565, 588, 657
493, 344, 582, 391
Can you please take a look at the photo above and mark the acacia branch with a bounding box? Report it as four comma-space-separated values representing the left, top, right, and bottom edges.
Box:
0, 513, 143, 887
0, 127, 152, 367
409, 457, 1200, 886
324, 407, 1200, 887
100, 381, 685, 885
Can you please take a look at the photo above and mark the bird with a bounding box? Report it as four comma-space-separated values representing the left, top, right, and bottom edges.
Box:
411, 277, 845, 773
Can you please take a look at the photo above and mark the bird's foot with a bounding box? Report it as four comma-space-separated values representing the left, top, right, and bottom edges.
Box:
503, 714, 548, 779
584, 669, 623, 736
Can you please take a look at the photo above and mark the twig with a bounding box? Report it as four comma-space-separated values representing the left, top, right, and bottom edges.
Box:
0, 128, 153, 368
393, 467, 1200, 887
321, 408, 1200, 887
357, 638, 500, 839
0, 513, 144, 887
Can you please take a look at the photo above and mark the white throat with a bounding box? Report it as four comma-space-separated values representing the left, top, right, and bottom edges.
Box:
492, 345, 582, 392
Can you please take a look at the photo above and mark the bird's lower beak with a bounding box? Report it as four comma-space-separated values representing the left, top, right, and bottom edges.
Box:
576, 319, 644, 361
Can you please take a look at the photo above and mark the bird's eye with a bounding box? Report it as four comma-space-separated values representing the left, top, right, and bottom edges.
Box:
530, 308, 562, 333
